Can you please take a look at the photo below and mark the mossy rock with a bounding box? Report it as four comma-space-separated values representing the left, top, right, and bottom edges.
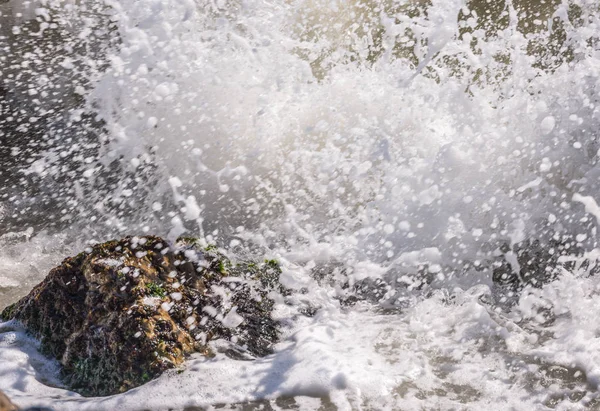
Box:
1, 236, 283, 396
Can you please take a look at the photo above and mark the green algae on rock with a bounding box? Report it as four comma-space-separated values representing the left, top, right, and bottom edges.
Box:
1, 236, 283, 397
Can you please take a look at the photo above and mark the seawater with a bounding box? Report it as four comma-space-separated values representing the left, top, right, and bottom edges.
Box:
1, 0, 600, 409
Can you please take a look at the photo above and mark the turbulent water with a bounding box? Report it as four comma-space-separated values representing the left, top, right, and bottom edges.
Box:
2, 0, 600, 409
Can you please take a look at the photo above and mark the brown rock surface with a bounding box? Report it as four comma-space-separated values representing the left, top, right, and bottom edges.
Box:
0, 391, 17, 411
1, 236, 283, 397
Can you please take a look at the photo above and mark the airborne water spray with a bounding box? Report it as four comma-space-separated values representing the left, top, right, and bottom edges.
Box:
2, 0, 600, 409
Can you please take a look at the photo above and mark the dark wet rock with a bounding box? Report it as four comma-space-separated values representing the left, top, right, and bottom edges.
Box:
0, 8, 118, 237
491, 238, 583, 289
1, 236, 283, 397
0, 391, 17, 411
341, 277, 390, 306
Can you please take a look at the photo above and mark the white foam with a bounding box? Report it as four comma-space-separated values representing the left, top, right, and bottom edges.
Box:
4, 278, 600, 410
2, 0, 600, 408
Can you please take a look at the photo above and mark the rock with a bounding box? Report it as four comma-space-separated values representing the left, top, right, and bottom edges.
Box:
1, 236, 283, 397
0, 390, 55, 411
492, 238, 582, 289
0, 391, 17, 411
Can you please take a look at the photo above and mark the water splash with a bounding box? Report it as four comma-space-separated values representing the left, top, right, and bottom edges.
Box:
2, 0, 600, 408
